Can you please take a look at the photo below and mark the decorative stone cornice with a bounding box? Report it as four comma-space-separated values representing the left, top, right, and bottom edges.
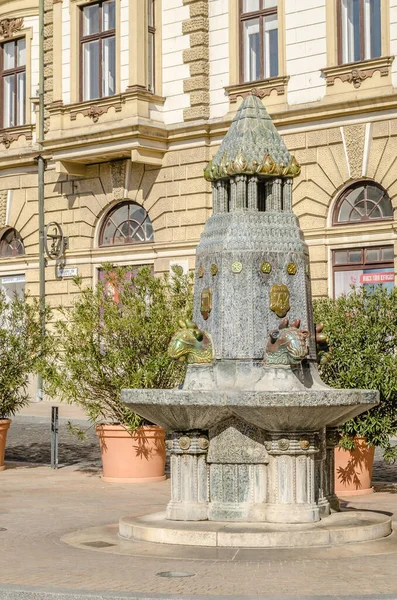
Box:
0, 18, 24, 39
321, 56, 394, 89
0, 126, 33, 149
226, 76, 289, 104
69, 101, 123, 122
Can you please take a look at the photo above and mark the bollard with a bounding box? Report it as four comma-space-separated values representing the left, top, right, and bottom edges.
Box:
51, 406, 59, 469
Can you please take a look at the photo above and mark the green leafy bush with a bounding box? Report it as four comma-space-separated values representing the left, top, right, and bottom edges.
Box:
43, 265, 193, 430
0, 291, 49, 419
314, 285, 397, 463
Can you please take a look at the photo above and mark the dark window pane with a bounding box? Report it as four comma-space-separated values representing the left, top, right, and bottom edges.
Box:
83, 39, 100, 100
148, 32, 155, 92
348, 249, 362, 263
264, 14, 278, 78
3, 74, 15, 128
83, 4, 100, 35
334, 250, 348, 265
243, 0, 260, 11
103, 0, 116, 31
382, 247, 394, 260
17, 72, 26, 126
244, 18, 260, 82
102, 36, 116, 96
17, 38, 26, 67
3, 41, 15, 70
341, 0, 361, 63
366, 248, 381, 262
368, 0, 381, 59
377, 195, 393, 218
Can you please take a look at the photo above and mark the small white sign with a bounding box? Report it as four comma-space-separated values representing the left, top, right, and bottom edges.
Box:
57, 267, 78, 279
1, 275, 25, 285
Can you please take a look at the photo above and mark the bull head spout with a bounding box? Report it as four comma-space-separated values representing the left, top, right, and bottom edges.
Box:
264, 318, 310, 366
168, 320, 213, 365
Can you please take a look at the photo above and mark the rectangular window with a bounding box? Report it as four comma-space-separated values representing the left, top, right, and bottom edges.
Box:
333, 245, 394, 298
241, 0, 278, 83
0, 38, 26, 129
339, 0, 381, 64
148, 0, 155, 92
80, 0, 116, 101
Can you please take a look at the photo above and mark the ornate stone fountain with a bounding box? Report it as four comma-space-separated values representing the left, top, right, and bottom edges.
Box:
120, 94, 391, 547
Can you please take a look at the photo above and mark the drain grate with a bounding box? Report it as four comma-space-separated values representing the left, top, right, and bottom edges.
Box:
83, 540, 116, 548
157, 572, 195, 578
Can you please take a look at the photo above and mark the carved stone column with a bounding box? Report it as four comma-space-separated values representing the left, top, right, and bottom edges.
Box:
166, 431, 209, 521
265, 431, 330, 523
235, 175, 247, 210
247, 176, 258, 210
325, 427, 340, 511
283, 178, 293, 211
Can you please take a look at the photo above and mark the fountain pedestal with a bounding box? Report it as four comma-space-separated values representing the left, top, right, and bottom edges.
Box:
120, 94, 391, 546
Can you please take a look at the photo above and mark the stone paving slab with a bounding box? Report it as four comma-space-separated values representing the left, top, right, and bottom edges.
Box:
1, 463, 397, 598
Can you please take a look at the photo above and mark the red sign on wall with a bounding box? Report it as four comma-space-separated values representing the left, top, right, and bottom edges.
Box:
360, 272, 394, 284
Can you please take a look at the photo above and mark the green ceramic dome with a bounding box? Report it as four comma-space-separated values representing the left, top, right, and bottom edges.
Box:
204, 93, 300, 181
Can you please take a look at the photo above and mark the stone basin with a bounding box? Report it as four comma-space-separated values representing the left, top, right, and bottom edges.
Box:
121, 388, 378, 432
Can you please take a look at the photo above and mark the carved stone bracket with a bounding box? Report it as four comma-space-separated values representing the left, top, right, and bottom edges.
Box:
0, 128, 32, 149
322, 56, 394, 89
0, 18, 24, 39
226, 76, 289, 104
70, 102, 123, 122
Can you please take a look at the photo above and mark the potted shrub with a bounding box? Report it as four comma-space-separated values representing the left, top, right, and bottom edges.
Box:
0, 290, 49, 470
314, 285, 397, 495
44, 265, 193, 482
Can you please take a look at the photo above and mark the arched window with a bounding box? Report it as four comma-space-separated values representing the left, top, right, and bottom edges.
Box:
99, 201, 154, 247
333, 182, 393, 225
0, 228, 25, 257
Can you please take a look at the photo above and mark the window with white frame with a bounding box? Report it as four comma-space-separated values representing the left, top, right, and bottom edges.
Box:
240, 0, 278, 83
0, 38, 26, 129
80, 0, 116, 101
338, 0, 381, 64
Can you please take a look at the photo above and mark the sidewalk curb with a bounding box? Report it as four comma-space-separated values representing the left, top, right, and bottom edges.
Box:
0, 587, 397, 600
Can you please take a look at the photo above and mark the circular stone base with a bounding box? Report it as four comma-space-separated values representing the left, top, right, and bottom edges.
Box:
119, 511, 392, 548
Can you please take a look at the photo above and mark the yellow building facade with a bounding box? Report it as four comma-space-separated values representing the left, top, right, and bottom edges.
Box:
0, 0, 396, 308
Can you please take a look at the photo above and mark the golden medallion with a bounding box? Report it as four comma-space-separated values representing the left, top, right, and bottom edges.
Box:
232, 261, 242, 273
300, 438, 310, 450
287, 263, 297, 275
179, 436, 191, 450
305, 264, 310, 277
260, 261, 272, 274
200, 288, 212, 320
211, 264, 218, 276
198, 266, 204, 278
270, 284, 290, 318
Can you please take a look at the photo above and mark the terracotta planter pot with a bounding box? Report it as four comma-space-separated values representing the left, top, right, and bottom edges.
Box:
0, 419, 11, 471
96, 424, 166, 483
335, 437, 375, 496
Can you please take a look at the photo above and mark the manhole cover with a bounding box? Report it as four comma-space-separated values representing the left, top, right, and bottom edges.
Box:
0, 528, 7, 532
157, 572, 195, 578
83, 540, 116, 548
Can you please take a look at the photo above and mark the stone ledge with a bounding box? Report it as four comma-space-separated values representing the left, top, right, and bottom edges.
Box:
321, 56, 394, 88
